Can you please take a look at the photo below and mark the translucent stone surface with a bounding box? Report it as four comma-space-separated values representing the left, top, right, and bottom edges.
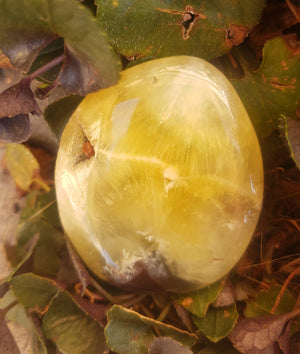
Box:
55, 56, 264, 292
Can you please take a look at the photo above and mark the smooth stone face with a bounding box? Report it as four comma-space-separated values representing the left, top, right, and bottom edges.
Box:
55, 56, 264, 292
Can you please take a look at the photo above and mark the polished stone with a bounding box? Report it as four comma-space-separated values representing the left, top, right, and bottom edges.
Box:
55, 56, 264, 292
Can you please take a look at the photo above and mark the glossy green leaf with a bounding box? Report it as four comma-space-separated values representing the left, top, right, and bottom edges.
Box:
4, 144, 39, 191
10, 273, 60, 310
175, 280, 223, 317
105, 305, 198, 353
42, 291, 106, 353
0, 0, 120, 94
244, 285, 296, 317
232, 36, 300, 139
96, 0, 265, 60
283, 116, 300, 169
193, 304, 239, 342
44, 95, 83, 141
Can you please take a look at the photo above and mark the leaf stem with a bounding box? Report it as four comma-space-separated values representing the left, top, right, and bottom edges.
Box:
28, 55, 64, 81
0, 300, 19, 318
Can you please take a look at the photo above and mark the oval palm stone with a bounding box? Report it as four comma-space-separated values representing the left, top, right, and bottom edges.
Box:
55, 56, 263, 292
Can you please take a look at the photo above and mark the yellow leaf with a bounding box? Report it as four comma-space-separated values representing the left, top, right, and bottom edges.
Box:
5, 143, 39, 191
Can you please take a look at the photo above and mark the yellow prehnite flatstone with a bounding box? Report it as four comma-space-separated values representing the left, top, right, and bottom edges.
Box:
55, 56, 263, 292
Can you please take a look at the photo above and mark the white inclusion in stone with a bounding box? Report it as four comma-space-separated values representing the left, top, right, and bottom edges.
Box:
110, 98, 140, 148
249, 174, 256, 194
163, 166, 179, 192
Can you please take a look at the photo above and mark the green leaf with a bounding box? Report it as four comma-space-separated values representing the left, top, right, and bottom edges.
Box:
10, 273, 60, 310
42, 291, 106, 353
105, 305, 198, 354
17, 190, 64, 276
244, 285, 296, 317
0, 0, 120, 94
175, 280, 223, 317
4, 143, 39, 191
0, 290, 47, 354
198, 340, 240, 354
283, 116, 300, 169
232, 36, 300, 139
44, 95, 83, 141
149, 337, 193, 354
0, 234, 39, 284
192, 304, 239, 342
96, 0, 265, 60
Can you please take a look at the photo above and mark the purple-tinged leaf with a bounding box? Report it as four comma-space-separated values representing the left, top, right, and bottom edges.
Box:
0, 0, 120, 95
0, 114, 31, 143
214, 279, 236, 308
284, 117, 300, 169
0, 79, 40, 118
228, 308, 300, 353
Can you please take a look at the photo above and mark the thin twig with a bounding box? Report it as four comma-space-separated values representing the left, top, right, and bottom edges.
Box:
271, 266, 300, 314
28, 55, 64, 81
285, 0, 300, 22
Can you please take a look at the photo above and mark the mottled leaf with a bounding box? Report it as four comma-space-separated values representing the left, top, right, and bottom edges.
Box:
228, 309, 300, 354
105, 305, 198, 354
42, 291, 106, 353
96, 0, 265, 60
0, 114, 31, 143
244, 285, 296, 317
44, 95, 83, 141
175, 280, 223, 317
4, 143, 40, 191
283, 117, 300, 169
0, 0, 120, 94
10, 273, 60, 310
149, 337, 192, 354
232, 35, 300, 139
193, 304, 239, 342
